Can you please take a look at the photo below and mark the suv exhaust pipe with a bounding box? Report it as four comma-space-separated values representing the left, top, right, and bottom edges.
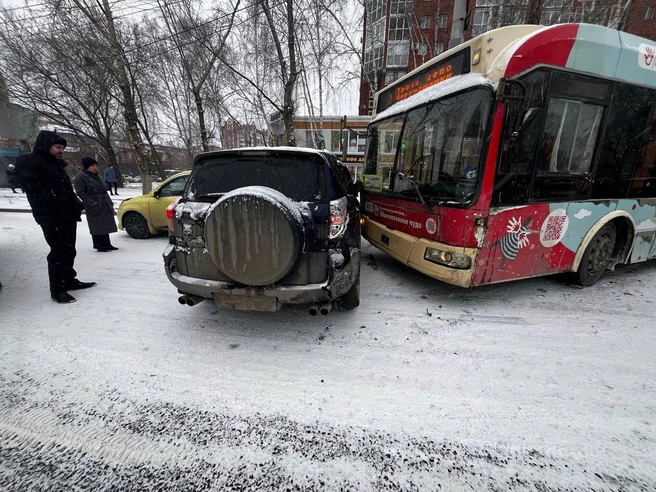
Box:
319, 302, 332, 316
309, 304, 320, 316
178, 294, 206, 307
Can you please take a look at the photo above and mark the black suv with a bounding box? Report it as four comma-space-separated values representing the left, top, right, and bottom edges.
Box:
163, 147, 362, 313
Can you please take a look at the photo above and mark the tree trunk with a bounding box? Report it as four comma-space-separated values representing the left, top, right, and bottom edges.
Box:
194, 89, 210, 152
525, 0, 542, 25
283, 0, 297, 146
99, 0, 152, 193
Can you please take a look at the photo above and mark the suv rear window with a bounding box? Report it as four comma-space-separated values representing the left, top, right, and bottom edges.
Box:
188, 154, 327, 202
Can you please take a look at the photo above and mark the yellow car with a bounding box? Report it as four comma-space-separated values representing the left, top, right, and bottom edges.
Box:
118, 171, 191, 239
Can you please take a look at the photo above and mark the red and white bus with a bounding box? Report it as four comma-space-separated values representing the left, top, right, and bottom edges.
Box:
361, 23, 656, 287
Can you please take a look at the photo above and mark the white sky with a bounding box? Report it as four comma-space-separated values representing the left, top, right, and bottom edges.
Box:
0, 0, 363, 117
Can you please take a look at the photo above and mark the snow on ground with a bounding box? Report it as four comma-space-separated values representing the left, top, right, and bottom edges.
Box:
0, 185, 146, 213
0, 211, 655, 490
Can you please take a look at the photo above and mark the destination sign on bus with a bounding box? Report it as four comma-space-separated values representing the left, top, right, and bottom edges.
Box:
376, 48, 471, 114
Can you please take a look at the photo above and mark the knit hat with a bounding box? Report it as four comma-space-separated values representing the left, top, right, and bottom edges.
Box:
51, 134, 67, 147
81, 156, 98, 169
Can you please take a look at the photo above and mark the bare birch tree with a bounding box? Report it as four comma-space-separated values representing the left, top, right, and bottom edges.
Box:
0, 6, 123, 173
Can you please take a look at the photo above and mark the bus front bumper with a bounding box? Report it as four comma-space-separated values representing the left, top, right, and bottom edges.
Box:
363, 218, 477, 288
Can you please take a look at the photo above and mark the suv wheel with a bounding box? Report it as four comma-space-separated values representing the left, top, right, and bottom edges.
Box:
205, 186, 305, 286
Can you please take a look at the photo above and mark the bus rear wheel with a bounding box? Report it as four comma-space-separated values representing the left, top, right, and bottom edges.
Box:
575, 222, 616, 286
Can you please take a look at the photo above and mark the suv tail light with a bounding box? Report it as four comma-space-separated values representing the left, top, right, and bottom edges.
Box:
166, 197, 181, 234
329, 197, 348, 239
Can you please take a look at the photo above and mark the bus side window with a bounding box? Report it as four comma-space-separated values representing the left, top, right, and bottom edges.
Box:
594, 83, 656, 199
511, 108, 542, 163
364, 116, 404, 191
628, 101, 656, 198
530, 72, 612, 202
541, 99, 603, 175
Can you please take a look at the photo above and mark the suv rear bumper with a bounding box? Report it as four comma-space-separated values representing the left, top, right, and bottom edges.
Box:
163, 244, 360, 309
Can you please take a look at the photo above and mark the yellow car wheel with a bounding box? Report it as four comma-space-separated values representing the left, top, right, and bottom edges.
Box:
123, 212, 151, 239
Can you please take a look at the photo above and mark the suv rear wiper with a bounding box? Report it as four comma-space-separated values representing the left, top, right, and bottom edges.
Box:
192, 192, 224, 199
397, 173, 432, 212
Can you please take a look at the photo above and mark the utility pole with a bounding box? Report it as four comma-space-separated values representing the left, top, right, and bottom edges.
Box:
341, 115, 348, 161
449, 0, 468, 48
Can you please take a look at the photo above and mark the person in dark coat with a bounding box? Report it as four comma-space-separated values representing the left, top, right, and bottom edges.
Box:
103, 163, 118, 195
6, 163, 20, 193
15, 130, 96, 304
74, 157, 118, 252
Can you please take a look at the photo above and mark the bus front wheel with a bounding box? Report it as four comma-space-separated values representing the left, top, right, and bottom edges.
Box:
575, 222, 616, 286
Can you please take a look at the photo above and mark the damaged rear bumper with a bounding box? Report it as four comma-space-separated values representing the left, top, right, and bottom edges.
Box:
163, 244, 360, 311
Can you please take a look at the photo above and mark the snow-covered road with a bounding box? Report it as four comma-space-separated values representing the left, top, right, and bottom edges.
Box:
1, 212, 654, 490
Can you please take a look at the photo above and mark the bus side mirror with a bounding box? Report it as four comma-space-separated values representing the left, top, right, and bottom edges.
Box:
512, 107, 543, 162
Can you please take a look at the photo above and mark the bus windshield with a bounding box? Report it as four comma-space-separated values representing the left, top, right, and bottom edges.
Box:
365, 87, 492, 206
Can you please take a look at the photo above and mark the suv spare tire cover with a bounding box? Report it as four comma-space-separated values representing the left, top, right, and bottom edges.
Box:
205, 186, 305, 286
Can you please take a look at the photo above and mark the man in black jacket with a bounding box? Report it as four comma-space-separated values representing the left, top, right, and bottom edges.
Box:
15, 131, 96, 303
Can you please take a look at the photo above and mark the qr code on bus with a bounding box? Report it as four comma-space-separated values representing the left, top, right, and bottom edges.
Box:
543, 215, 567, 242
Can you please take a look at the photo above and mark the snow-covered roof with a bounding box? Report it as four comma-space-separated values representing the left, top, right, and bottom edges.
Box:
197, 146, 332, 157
371, 73, 494, 124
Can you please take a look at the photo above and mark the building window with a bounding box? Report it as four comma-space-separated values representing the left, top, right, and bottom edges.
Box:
389, 0, 412, 16
646, 5, 654, 19
415, 42, 428, 56
436, 42, 445, 54
472, 10, 491, 36
540, 9, 572, 25
364, 45, 385, 78
437, 14, 448, 28
369, 0, 387, 23
384, 71, 405, 85
389, 16, 410, 41
420, 16, 430, 29
387, 40, 409, 67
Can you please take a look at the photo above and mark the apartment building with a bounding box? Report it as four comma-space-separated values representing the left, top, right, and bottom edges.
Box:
359, 0, 656, 115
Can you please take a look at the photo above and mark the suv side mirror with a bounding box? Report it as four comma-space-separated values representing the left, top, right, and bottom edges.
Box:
349, 180, 364, 195
153, 189, 161, 198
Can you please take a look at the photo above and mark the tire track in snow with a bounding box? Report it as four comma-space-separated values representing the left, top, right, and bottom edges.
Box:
1, 374, 653, 491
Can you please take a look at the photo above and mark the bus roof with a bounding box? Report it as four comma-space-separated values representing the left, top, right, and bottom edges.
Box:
373, 23, 656, 116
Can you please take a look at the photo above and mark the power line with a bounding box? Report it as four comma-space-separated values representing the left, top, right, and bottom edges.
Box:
0, 0, 156, 14
0, 0, 188, 32
2, 0, 282, 86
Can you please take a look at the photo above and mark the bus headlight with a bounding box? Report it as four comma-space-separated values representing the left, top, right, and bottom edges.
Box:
424, 247, 472, 269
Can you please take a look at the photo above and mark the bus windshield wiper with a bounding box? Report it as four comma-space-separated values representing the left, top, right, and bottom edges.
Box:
397, 173, 433, 211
